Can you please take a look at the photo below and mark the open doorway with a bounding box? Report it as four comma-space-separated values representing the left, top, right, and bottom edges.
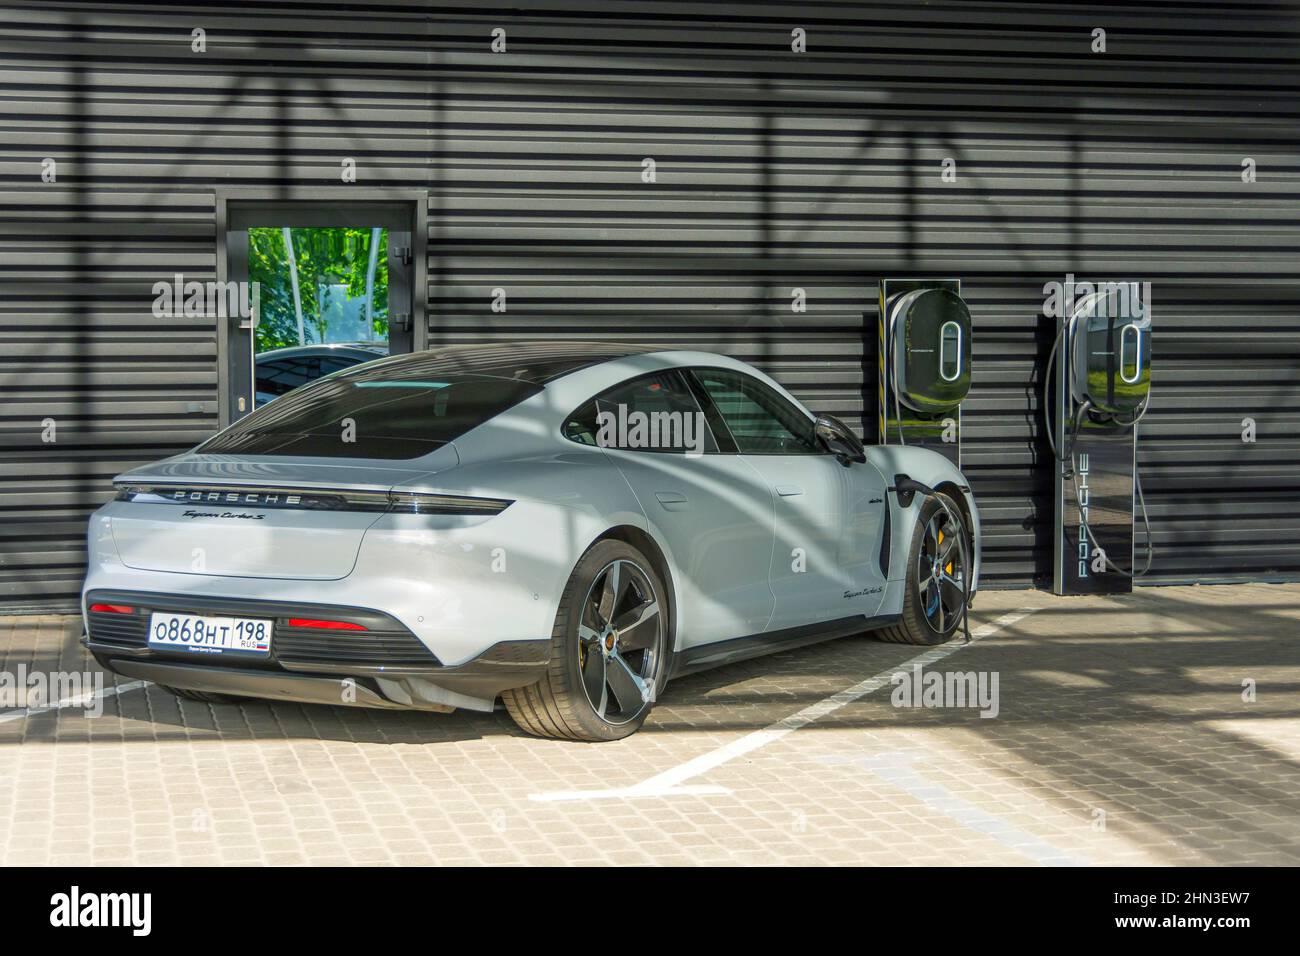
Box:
249, 226, 391, 405
217, 194, 425, 425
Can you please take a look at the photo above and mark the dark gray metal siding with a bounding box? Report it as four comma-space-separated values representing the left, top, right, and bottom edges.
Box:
0, 189, 218, 606
2, 1, 1299, 608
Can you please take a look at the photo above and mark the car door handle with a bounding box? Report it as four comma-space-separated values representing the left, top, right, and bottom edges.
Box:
654, 491, 690, 511
775, 484, 804, 497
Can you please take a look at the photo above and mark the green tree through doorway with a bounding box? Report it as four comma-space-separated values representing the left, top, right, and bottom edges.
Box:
249, 227, 389, 352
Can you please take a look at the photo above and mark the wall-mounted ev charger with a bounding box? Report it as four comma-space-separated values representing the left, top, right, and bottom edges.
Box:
877, 279, 973, 468
876, 279, 977, 640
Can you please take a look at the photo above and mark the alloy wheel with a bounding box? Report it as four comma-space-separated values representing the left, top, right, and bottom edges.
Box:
917, 510, 966, 633
576, 559, 664, 725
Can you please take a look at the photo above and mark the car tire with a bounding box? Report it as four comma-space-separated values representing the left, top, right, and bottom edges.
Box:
877, 491, 970, 646
157, 684, 247, 705
503, 539, 670, 742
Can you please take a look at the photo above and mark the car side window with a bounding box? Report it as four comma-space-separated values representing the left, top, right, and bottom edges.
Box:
255, 357, 320, 406
562, 401, 599, 445
691, 368, 822, 455
562, 370, 718, 454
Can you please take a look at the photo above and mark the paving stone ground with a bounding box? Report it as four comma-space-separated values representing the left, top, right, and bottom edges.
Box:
1, 582, 1298, 865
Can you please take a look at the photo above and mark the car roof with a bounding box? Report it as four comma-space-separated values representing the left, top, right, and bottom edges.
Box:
345, 341, 663, 384
256, 343, 388, 363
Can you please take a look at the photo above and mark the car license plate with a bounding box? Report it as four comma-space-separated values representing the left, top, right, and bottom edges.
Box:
148, 612, 272, 657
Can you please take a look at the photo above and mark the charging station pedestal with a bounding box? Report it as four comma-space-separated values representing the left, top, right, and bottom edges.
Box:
877, 279, 972, 468
1052, 291, 1151, 595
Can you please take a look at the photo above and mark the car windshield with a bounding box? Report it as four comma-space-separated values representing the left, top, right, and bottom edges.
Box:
200, 364, 541, 459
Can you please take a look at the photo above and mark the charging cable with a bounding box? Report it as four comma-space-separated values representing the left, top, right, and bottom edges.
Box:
890, 298, 909, 446
894, 371, 908, 446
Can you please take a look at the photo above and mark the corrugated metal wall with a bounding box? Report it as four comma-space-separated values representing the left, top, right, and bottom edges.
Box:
3, 1, 1299, 608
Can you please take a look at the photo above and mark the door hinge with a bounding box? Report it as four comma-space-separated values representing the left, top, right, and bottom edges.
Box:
392, 312, 412, 332
395, 246, 412, 266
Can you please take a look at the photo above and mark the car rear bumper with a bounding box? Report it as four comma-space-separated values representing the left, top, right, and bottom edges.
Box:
85, 494, 585, 666
84, 589, 549, 710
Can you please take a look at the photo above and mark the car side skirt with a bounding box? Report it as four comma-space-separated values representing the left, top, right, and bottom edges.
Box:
671, 613, 901, 678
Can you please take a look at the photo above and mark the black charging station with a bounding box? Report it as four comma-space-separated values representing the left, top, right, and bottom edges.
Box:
1050, 288, 1152, 595
877, 279, 972, 467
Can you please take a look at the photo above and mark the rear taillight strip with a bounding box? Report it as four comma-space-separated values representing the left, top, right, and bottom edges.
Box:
387, 492, 512, 515
114, 484, 511, 516
286, 618, 368, 631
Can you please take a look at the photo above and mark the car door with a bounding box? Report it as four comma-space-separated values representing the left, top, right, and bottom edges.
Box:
562, 369, 776, 647
689, 366, 889, 630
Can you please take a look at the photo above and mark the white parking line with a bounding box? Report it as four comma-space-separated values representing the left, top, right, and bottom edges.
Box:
530, 607, 1042, 802
0, 680, 148, 725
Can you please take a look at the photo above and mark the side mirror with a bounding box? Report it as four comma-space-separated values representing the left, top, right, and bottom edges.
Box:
814, 415, 867, 464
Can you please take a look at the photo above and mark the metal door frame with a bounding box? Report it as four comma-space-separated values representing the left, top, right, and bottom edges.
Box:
214, 187, 428, 426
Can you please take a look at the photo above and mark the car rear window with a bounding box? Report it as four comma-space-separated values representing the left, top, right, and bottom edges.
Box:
201, 367, 541, 459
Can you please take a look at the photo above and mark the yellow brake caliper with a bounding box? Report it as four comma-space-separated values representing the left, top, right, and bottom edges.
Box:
938, 529, 953, 576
